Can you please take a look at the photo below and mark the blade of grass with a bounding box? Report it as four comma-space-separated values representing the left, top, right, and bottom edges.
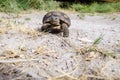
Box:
93, 34, 103, 46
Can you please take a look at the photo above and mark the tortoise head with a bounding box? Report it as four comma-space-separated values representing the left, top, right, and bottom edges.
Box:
50, 16, 60, 26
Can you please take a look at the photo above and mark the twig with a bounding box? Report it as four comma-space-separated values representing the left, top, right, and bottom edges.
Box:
0, 59, 40, 63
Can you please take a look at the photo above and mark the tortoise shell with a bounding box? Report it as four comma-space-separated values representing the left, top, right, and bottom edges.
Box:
42, 11, 71, 27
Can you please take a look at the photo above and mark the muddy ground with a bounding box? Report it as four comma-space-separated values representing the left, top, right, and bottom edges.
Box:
0, 11, 120, 80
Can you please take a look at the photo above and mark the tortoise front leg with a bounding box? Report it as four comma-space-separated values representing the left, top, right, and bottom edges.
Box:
41, 23, 51, 32
61, 23, 69, 37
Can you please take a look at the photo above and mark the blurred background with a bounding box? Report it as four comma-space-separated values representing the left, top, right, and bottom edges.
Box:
0, 0, 119, 13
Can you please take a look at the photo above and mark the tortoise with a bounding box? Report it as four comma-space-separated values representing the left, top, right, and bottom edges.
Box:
41, 11, 71, 37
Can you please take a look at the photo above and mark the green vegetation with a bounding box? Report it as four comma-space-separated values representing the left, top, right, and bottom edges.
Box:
0, 0, 60, 12
0, 0, 120, 13
93, 34, 103, 46
71, 2, 120, 13
25, 18, 31, 21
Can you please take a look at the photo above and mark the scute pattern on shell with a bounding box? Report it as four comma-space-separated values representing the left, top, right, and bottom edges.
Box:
42, 11, 71, 27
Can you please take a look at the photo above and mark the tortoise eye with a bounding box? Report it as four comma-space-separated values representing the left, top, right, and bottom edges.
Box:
52, 17, 58, 21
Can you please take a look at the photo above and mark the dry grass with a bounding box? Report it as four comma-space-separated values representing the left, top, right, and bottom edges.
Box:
0, 19, 15, 33
0, 17, 119, 80
62, 37, 115, 58
0, 28, 9, 34
1, 49, 19, 59
0, 19, 43, 37
16, 26, 42, 36
0, 30, 116, 79
0, 46, 118, 80
76, 46, 115, 57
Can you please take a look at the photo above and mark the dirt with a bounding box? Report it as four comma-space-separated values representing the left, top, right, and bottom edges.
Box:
0, 11, 120, 80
